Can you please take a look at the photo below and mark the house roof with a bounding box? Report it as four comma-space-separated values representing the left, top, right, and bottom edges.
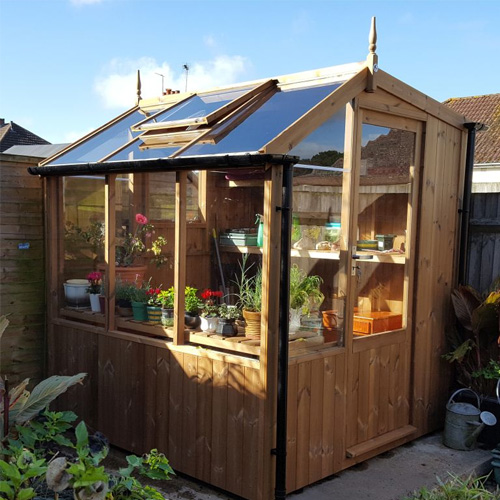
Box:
0, 119, 50, 153
3, 144, 69, 158
443, 94, 500, 164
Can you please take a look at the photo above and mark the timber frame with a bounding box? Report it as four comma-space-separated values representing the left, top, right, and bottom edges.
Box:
31, 20, 471, 500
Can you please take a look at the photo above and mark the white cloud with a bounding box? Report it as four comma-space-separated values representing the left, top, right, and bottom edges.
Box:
94, 55, 250, 109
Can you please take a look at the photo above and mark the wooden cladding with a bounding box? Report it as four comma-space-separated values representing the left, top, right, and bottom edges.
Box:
49, 323, 262, 499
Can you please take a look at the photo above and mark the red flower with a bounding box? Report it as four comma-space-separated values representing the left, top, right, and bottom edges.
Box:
201, 289, 224, 300
135, 213, 148, 225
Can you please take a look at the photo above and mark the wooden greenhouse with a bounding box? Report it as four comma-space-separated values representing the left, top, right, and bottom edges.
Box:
30, 21, 474, 499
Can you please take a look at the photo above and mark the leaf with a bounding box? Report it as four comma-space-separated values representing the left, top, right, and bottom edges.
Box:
0, 315, 9, 340
451, 286, 481, 332
0, 379, 30, 415
0, 459, 21, 482
17, 488, 36, 500
0, 481, 14, 496
53, 434, 75, 448
9, 373, 87, 424
75, 421, 89, 451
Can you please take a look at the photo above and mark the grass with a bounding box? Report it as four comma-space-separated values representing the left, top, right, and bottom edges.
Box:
404, 473, 500, 499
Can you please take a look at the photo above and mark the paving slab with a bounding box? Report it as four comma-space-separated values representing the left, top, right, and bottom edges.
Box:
107, 432, 496, 499
289, 432, 495, 500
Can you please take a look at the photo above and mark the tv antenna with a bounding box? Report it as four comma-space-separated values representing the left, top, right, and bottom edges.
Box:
155, 72, 165, 95
183, 63, 189, 92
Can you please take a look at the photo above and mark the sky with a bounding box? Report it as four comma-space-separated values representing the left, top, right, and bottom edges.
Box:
1, 0, 499, 145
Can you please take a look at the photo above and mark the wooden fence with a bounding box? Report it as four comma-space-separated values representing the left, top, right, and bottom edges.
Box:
467, 192, 500, 294
0, 153, 46, 385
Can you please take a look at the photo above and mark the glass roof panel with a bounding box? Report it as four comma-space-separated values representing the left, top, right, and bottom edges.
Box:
105, 141, 179, 162
136, 86, 254, 128
178, 82, 343, 157
50, 109, 145, 165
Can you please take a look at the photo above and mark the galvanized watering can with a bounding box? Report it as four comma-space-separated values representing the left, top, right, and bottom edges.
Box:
443, 388, 497, 450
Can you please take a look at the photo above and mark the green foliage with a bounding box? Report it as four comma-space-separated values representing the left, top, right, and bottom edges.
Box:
185, 287, 201, 315
0, 448, 47, 500
158, 287, 175, 309
14, 410, 77, 456
234, 254, 262, 312
1, 371, 86, 440
116, 280, 137, 304
301, 150, 343, 167
217, 303, 241, 320
404, 473, 499, 499
444, 283, 500, 396
289, 264, 324, 313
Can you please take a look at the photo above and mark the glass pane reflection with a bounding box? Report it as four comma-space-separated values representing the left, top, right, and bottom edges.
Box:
179, 82, 343, 156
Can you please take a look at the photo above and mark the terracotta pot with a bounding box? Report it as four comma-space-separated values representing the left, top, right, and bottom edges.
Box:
116, 265, 148, 285
322, 310, 338, 330
243, 309, 261, 340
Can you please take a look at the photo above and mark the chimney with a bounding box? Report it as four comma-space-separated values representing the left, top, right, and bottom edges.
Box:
0, 118, 5, 127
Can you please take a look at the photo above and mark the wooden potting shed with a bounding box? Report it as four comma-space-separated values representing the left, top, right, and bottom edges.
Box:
30, 22, 473, 499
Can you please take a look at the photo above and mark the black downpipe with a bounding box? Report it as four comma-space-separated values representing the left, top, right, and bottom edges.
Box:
458, 123, 477, 285
275, 164, 293, 500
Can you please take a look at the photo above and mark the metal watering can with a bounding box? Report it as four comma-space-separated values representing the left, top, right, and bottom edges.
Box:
443, 388, 497, 450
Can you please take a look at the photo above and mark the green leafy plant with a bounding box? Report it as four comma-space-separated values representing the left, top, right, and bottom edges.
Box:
289, 264, 324, 314
443, 283, 500, 396
14, 410, 77, 458
404, 473, 498, 499
116, 280, 137, 306
234, 254, 262, 313
158, 287, 175, 309
185, 287, 201, 315
0, 448, 47, 500
0, 357, 86, 440
217, 303, 241, 321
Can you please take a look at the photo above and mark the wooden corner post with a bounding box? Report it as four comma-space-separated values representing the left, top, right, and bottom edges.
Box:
366, 17, 378, 93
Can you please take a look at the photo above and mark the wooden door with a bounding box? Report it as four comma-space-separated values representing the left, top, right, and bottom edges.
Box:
344, 109, 422, 460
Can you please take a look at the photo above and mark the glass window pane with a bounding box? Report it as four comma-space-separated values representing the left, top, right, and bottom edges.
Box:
179, 83, 343, 156
51, 110, 146, 165
104, 140, 179, 161
352, 124, 415, 336
136, 87, 254, 128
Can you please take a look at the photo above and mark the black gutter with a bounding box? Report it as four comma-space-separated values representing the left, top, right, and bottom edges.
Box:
275, 163, 293, 500
458, 123, 479, 285
27, 153, 299, 177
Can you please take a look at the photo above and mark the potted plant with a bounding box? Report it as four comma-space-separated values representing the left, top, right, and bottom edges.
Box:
234, 255, 262, 340
216, 303, 240, 337
115, 214, 167, 277
86, 271, 103, 313
184, 286, 202, 329
146, 285, 163, 324
199, 289, 223, 333
115, 279, 135, 317
289, 264, 324, 334
129, 281, 150, 321
444, 281, 500, 446
159, 287, 175, 327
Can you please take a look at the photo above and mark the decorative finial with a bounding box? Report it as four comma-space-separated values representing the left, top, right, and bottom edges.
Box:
136, 70, 142, 105
368, 16, 377, 55
366, 17, 378, 93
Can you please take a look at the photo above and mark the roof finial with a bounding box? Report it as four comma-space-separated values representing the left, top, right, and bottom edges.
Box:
366, 17, 378, 93
136, 69, 142, 105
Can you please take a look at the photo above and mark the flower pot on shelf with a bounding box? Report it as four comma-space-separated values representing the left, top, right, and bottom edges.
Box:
63, 280, 90, 308
98, 295, 106, 314
131, 301, 148, 321
216, 318, 237, 337
243, 309, 261, 340
161, 308, 174, 327
147, 306, 162, 324
89, 293, 101, 313
289, 307, 302, 334
184, 313, 201, 329
115, 265, 148, 285
116, 300, 132, 317
200, 316, 219, 333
